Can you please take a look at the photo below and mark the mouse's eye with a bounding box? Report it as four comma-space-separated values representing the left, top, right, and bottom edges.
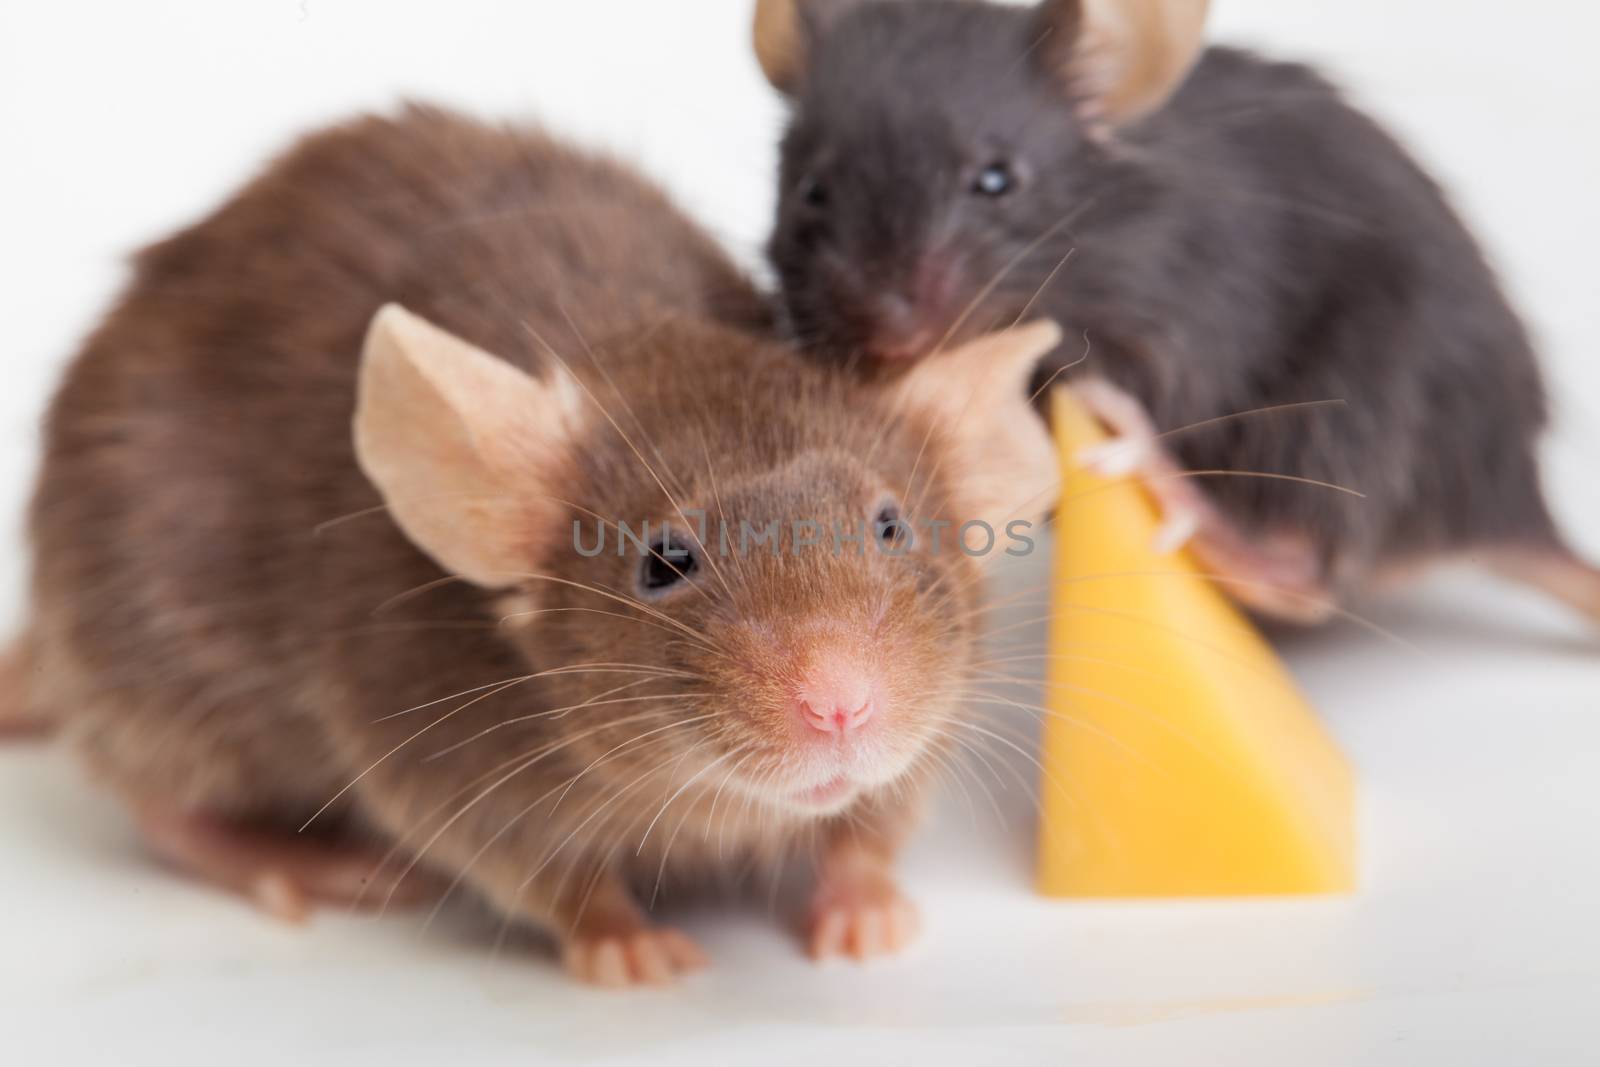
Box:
797, 173, 829, 209
873, 500, 909, 550
639, 531, 698, 596
972, 160, 1015, 198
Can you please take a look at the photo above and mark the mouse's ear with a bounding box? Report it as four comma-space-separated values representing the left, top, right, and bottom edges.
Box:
884, 320, 1064, 551
753, 0, 859, 94
1035, 0, 1210, 126
354, 303, 586, 588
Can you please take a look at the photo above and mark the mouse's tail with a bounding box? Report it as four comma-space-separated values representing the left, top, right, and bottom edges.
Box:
0, 630, 51, 740
1488, 543, 1600, 627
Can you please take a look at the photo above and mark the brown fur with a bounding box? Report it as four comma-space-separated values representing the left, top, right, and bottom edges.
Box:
20, 104, 1056, 951
0, 634, 48, 738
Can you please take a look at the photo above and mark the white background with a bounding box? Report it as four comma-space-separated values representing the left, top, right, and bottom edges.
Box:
2, 1, 1598, 1064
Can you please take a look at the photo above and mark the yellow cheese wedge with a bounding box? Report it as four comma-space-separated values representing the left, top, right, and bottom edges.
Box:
1036, 389, 1356, 897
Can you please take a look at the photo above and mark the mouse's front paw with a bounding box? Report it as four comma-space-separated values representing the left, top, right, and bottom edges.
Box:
805, 867, 920, 961
562, 925, 708, 988
1071, 378, 1205, 554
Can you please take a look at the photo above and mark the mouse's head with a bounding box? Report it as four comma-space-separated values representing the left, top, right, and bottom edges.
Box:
758, 0, 1208, 362
354, 305, 1060, 820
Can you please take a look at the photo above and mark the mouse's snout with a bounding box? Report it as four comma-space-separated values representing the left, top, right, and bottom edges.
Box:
699, 583, 961, 815
864, 253, 960, 362
793, 655, 879, 736
866, 294, 936, 362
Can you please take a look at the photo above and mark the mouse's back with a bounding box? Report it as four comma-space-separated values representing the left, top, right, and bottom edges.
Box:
23, 104, 770, 810
754, 0, 1570, 609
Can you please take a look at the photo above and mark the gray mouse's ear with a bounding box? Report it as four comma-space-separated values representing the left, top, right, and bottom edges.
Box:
1035, 0, 1210, 126
882, 320, 1064, 553
753, 0, 861, 94
353, 304, 586, 588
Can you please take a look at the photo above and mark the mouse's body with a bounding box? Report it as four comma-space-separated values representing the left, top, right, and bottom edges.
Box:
757, 0, 1600, 621
14, 104, 1063, 984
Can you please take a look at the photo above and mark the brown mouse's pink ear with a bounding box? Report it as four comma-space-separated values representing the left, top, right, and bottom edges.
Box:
885, 321, 1064, 549
1035, 0, 1210, 126
354, 304, 585, 588
753, 0, 859, 94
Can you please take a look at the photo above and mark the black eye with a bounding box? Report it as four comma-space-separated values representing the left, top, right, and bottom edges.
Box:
640, 531, 698, 595
797, 173, 828, 208
973, 161, 1014, 197
874, 501, 909, 549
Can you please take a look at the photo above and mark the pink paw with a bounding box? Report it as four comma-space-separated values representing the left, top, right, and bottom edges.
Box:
562, 926, 707, 988
1077, 436, 1152, 479
1078, 436, 1204, 555
806, 878, 920, 961
1072, 380, 1201, 555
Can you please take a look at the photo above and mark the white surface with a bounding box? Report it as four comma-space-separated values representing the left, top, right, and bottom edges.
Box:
2, 2, 1598, 1064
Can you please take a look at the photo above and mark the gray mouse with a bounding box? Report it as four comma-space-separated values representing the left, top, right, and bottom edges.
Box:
6, 104, 1063, 985
755, 0, 1600, 624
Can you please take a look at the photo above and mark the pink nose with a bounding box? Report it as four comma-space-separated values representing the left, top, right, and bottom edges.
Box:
865, 296, 935, 362
865, 256, 959, 362
867, 327, 934, 362
794, 662, 878, 735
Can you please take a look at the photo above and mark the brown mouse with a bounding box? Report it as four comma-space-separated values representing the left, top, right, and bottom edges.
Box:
755, 0, 1600, 625
8, 104, 1062, 986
